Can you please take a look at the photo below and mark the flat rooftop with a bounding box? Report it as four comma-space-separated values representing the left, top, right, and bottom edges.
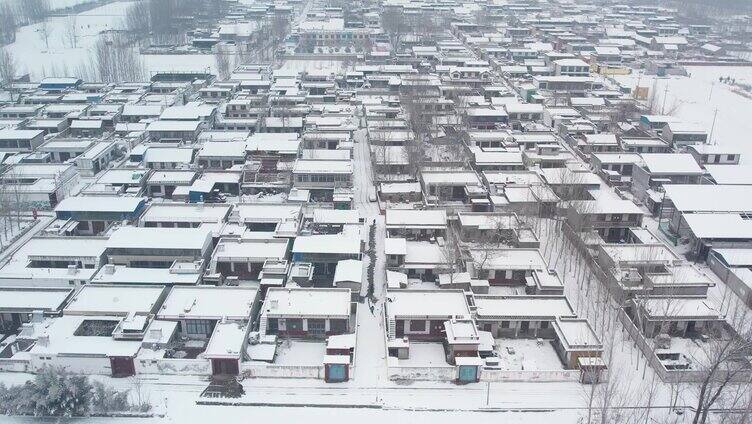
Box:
263, 288, 351, 318
157, 286, 258, 320
63, 285, 166, 316
386, 289, 470, 319
386, 209, 447, 227
29, 315, 141, 357
90, 265, 201, 286
0, 287, 74, 312
474, 295, 575, 319
140, 203, 231, 223
107, 226, 211, 250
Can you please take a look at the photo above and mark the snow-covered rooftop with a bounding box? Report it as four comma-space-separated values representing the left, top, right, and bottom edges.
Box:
263, 288, 351, 318
64, 285, 165, 316
158, 286, 258, 320
107, 226, 212, 251
474, 295, 575, 319
387, 289, 470, 318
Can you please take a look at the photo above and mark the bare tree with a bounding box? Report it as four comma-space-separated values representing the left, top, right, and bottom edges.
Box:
214, 45, 231, 81
691, 302, 752, 424
124, 0, 151, 37
64, 15, 78, 48
381, 6, 408, 50
0, 3, 18, 44
38, 19, 51, 49
439, 226, 463, 286
18, 0, 50, 24
0, 49, 16, 85
93, 36, 145, 83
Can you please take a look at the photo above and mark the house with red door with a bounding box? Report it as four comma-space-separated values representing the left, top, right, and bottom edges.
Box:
19, 285, 167, 377
154, 286, 260, 377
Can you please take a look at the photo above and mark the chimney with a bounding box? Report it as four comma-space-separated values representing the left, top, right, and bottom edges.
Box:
148, 328, 162, 340
104, 264, 116, 274
37, 333, 50, 347
183, 298, 196, 313
31, 310, 44, 323
67, 264, 78, 275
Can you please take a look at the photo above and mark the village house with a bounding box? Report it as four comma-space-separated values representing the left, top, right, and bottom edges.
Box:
143, 147, 195, 170
0, 236, 108, 287
385, 209, 447, 240
21, 284, 167, 377
138, 202, 231, 229
0, 129, 46, 153
386, 290, 472, 340
153, 286, 260, 376
567, 192, 645, 242
474, 295, 576, 338
661, 122, 708, 148
708, 249, 752, 307
420, 169, 485, 204
0, 287, 74, 335
687, 145, 740, 167
467, 248, 550, 286
631, 153, 704, 205
145, 170, 197, 199
619, 137, 672, 154
260, 288, 352, 338
105, 226, 213, 268
147, 120, 203, 143
291, 230, 362, 277
196, 141, 247, 170
208, 238, 290, 282
596, 243, 713, 301
292, 159, 353, 200
53, 195, 146, 235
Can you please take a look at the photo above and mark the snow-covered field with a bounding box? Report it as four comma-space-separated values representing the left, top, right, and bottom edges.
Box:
3, 1, 220, 79
4, 1, 133, 78
613, 66, 752, 164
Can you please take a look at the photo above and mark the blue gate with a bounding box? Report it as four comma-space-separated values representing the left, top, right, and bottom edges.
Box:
458, 365, 477, 383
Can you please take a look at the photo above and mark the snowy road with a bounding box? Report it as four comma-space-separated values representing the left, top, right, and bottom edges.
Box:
351, 118, 389, 388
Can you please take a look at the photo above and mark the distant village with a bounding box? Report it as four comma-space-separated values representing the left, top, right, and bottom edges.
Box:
0, 0, 751, 420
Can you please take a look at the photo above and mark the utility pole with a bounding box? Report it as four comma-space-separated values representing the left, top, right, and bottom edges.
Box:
486, 380, 491, 406
660, 84, 669, 114
708, 108, 718, 145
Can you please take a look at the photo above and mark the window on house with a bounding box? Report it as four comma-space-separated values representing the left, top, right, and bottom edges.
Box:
308, 319, 326, 335
329, 319, 347, 333
409, 320, 426, 331
184, 319, 214, 336
286, 318, 303, 331
500, 321, 510, 328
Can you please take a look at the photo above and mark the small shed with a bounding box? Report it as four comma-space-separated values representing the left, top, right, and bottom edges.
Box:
323, 354, 350, 382
455, 356, 484, 383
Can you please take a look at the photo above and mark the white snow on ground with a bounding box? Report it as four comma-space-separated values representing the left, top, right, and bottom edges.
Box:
494, 339, 565, 371
613, 66, 752, 164
0, 219, 33, 251
274, 339, 326, 366
3, 2, 134, 78
351, 120, 389, 388
2, 1, 220, 79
